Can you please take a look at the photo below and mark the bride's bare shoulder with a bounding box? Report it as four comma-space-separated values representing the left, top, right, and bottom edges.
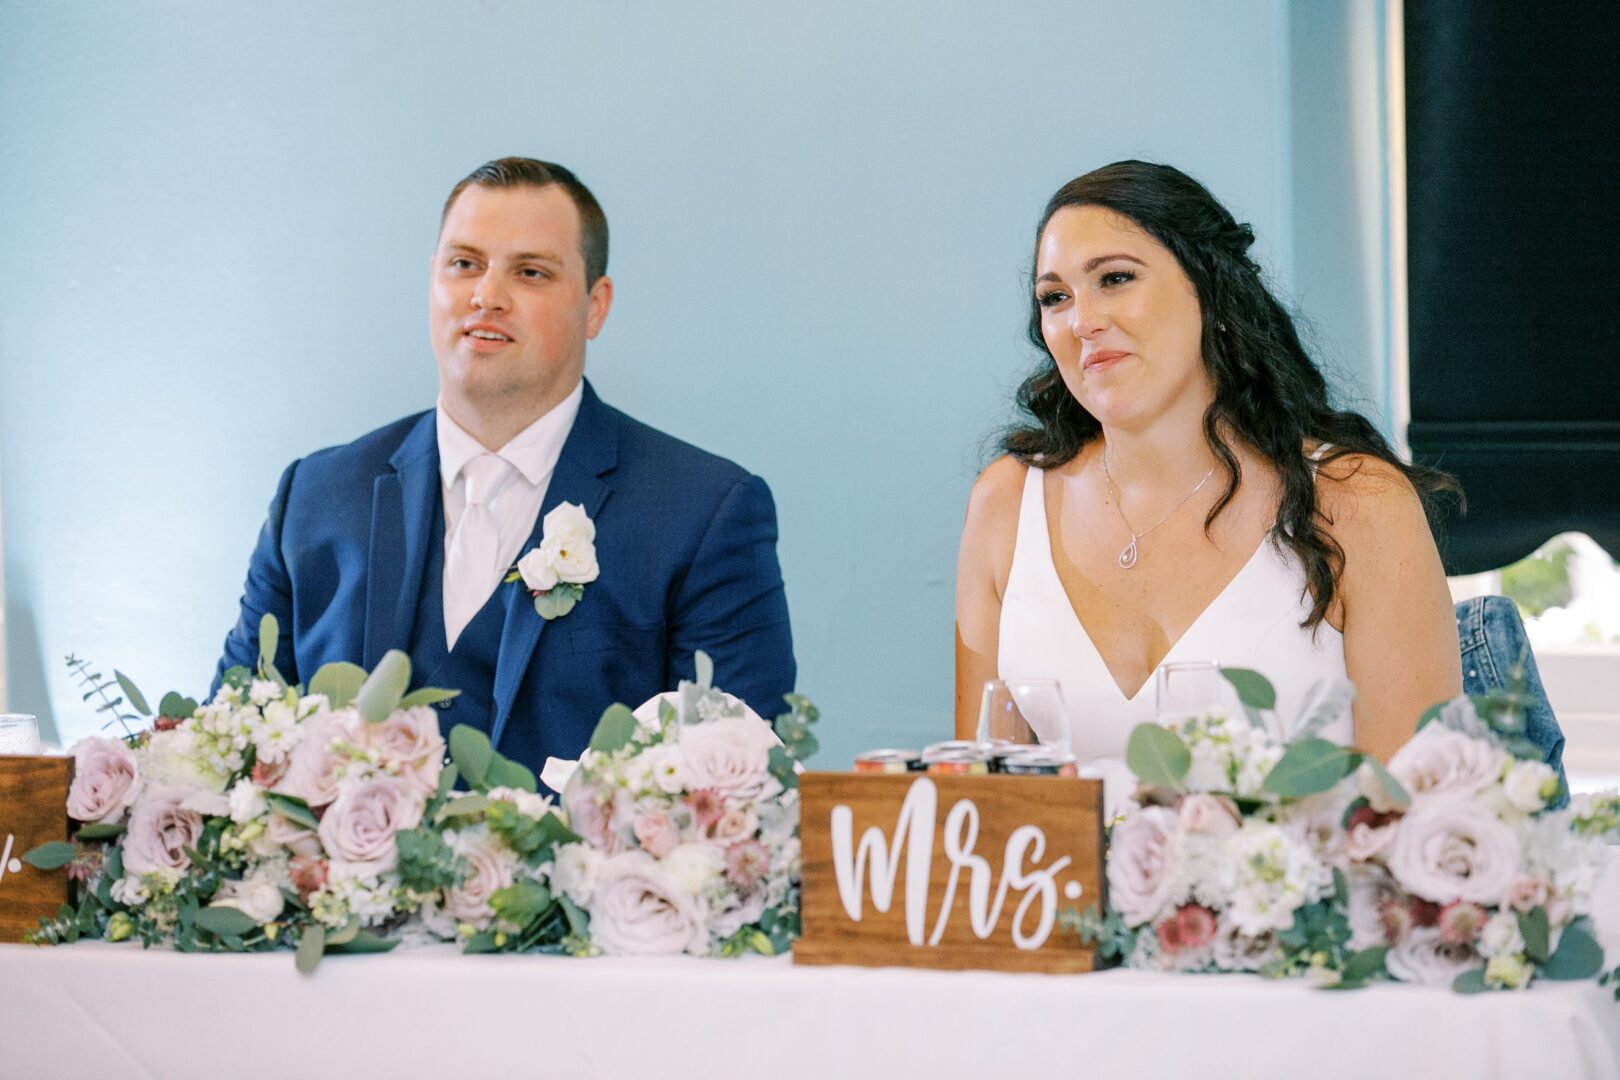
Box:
965, 454, 1029, 519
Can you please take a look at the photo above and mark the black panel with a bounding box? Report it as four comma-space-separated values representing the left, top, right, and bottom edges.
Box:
1404, 2, 1620, 572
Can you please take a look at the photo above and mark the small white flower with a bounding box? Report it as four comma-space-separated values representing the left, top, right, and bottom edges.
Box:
662, 842, 723, 897
1478, 911, 1525, 959
644, 745, 688, 795
486, 786, 553, 820
228, 780, 268, 824
1502, 760, 1557, 813
516, 502, 600, 593
553, 843, 603, 907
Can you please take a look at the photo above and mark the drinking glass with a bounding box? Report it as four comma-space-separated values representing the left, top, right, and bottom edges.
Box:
1154, 662, 1226, 723
979, 678, 1069, 750
0, 714, 42, 755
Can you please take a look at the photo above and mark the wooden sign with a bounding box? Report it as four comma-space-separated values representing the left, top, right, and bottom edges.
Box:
795, 772, 1106, 973
0, 756, 74, 942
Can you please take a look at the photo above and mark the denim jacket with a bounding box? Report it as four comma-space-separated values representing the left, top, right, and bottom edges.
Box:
1456, 596, 1568, 804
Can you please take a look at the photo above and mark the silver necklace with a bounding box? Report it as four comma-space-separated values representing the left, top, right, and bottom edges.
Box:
1101, 446, 1216, 570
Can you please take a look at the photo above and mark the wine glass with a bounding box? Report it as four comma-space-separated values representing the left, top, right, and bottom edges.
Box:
0, 713, 42, 755
979, 678, 1069, 751
1154, 661, 1227, 724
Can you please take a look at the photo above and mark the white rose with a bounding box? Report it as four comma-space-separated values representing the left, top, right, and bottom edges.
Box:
643, 745, 688, 795
486, 786, 553, 820
1502, 760, 1557, 813
1385, 927, 1480, 985
553, 843, 603, 907
228, 780, 268, 824
1105, 806, 1184, 927
122, 788, 206, 876
1211, 912, 1281, 972
1478, 910, 1526, 959
515, 547, 560, 593
66, 737, 142, 824
1178, 794, 1239, 837
590, 851, 708, 956
539, 502, 600, 585
1388, 722, 1508, 802
709, 890, 767, 939
316, 775, 424, 874
1386, 794, 1520, 905
216, 873, 285, 923
662, 842, 723, 896
680, 715, 779, 801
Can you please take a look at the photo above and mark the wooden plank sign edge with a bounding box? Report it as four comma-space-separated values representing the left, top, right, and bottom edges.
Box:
0, 755, 75, 943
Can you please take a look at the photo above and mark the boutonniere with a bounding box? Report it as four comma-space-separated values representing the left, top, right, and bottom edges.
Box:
506, 502, 600, 620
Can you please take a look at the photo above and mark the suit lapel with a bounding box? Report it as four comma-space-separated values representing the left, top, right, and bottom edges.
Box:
364, 413, 440, 669
490, 381, 617, 750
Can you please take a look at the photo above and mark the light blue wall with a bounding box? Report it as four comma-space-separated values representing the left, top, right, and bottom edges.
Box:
3, 1, 1380, 765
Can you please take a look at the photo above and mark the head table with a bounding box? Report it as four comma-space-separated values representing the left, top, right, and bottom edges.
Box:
1, 935, 1617, 1080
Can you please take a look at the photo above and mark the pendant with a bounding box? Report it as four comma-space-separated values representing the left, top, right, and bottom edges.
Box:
1118, 537, 1139, 570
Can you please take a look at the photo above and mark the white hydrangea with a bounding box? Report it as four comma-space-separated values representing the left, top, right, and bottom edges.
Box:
1220, 822, 1329, 935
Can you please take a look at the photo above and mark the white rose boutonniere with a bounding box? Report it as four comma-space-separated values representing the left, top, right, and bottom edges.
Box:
507, 502, 600, 620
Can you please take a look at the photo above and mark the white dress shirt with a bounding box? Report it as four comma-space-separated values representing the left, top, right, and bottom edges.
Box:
436, 381, 583, 647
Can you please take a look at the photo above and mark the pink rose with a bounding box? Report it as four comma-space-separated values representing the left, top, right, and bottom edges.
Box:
1346, 819, 1398, 862
358, 706, 444, 796
589, 852, 708, 956
1106, 806, 1183, 928
709, 806, 759, 845
679, 716, 778, 801
122, 788, 205, 875
564, 781, 624, 854
1505, 874, 1550, 914
67, 737, 141, 824
1157, 903, 1217, 954
316, 776, 424, 873
1177, 794, 1239, 837
633, 811, 680, 858
265, 811, 323, 858
274, 712, 356, 808
439, 828, 517, 930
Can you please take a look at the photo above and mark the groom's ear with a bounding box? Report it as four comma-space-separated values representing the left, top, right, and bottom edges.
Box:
586, 275, 614, 340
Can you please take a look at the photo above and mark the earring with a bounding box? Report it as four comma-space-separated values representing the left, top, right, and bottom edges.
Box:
1217, 320, 1228, 332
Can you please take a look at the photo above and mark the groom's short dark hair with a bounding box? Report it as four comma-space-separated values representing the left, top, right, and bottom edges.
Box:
440, 157, 609, 287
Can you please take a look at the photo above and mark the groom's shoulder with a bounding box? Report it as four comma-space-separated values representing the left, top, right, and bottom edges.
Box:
289, 410, 433, 486
604, 401, 757, 496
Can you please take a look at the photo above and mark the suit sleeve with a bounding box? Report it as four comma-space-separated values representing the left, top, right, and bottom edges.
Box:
668, 472, 796, 719
212, 460, 302, 693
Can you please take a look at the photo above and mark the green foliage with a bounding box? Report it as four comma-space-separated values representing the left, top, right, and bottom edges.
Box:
354, 650, 411, 724
1359, 757, 1410, 810
65, 654, 145, 737
1221, 667, 1276, 710
1519, 906, 1551, 965
1262, 738, 1360, 798
22, 841, 77, 871
308, 662, 367, 708
449, 725, 495, 788
326, 931, 399, 955
296, 924, 326, 975
1499, 540, 1573, 618
157, 691, 198, 720
1125, 723, 1191, 789
485, 801, 580, 863
195, 906, 260, 938
399, 687, 460, 709
484, 755, 537, 793
774, 694, 820, 763
695, 650, 715, 690
114, 671, 152, 716
768, 745, 798, 791
1058, 902, 1133, 964
265, 793, 320, 830
258, 613, 279, 670
588, 704, 638, 754
396, 827, 465, 894
491, 880, 553, 927
1540, 921, 1604, 980
1452, 968, 1490, 994
534, 582, 584, 620
1336, 945, 1389, 988
75, 822, 125, 841
1275, 899, 1352, 973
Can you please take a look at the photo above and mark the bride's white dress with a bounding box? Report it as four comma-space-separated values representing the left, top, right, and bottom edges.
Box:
997, 462, 1351, 769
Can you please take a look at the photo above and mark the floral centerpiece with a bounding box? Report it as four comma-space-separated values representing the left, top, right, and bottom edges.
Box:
1072, 668, 1616, 993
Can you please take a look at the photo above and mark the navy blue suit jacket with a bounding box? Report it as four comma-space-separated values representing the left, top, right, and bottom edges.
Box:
214, 380, 796, 772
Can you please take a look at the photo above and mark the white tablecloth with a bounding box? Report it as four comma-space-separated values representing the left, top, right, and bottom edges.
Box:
2, 938, 1617, 1080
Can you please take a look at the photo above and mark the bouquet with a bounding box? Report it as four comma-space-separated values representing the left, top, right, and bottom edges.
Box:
1074, 668, 1616, 993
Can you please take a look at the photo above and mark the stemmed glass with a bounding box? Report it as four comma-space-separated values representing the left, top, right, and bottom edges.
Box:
979, 678, 1069, 751
1154, 661, 1227, 723
0, 713, 42, 755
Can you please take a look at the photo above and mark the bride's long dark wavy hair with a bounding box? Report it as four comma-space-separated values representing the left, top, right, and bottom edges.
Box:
1002, 160, 1459, 629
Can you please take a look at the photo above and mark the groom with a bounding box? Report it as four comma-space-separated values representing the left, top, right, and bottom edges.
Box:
214, 157, 796, 776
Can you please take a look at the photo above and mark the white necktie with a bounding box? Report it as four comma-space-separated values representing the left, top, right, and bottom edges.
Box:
444, 453, 514, 649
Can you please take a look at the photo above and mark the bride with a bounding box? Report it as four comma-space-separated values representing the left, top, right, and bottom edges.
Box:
955, 161, 1461, 764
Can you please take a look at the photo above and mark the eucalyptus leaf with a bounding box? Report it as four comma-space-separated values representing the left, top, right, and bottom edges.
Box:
22, 841, 76, 871
399, 686, 461, 709
266, 793, 320, 831
195, 906, 259, 938
325, 917, 360, 947
484, 756, 538, 793
258, 613, 280, 668
1452, 969, 1490, 994
449, 725, 494, 788
1359, 757, 1411, 811
1415, 701, 1446, 731
326, 931, 400, 955
536, 814, 583, 847
437, 794, 490, 821
1124, 723, 1191, 789
354, 650, 412, 725
1221, 667, 1276, 711
114, 671, 152, 717
309, 662, 367, 709
1289, 677, 1356, 741
1261, 738, 1360, 798
435, 763, 460, 801
695, 650, 714, 690
534, 589, 578, 620
1540, 925, 1604, 980
157, 691, 198, 720
588, 704, 638, 754
1519, 905, 1551, 965
1341, 945, 1388, 983
296, 925, 326, 975
74, 822, 125, 841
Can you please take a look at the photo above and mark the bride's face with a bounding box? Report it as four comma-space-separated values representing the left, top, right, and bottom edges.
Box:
1034, 205, 1211, 432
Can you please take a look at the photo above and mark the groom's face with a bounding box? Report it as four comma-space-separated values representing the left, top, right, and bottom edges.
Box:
429, 183, 613, 421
